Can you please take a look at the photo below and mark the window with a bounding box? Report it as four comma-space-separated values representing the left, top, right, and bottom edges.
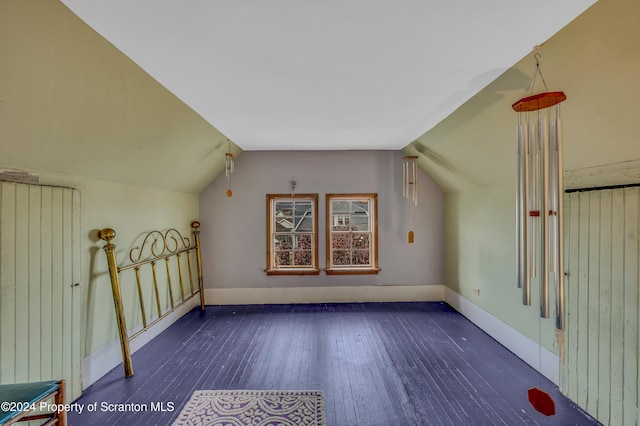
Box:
265, 194, 319, 275
326, 193, 379, 275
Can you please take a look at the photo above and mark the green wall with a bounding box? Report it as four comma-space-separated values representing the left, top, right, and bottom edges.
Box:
408, 0, 640, 355
445, 186, 559, 352
81, 177, 199, 356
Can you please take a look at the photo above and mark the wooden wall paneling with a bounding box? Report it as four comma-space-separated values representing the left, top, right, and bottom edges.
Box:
0, 182, 82, 401
40, 187, 53, 383
564, 187, 640, 425
586, 191, 601, 415
636, 188, 640, 426
0, 182, 17, 383
71, 188, 82, 400
59, 191, 73, 396
576, 191, 590, 409
565, 192, 580, 400
28, 185, 42, 382
61, 188, 74, 399
609, 189, 625, 426
623, 187, 638, 424
50, 188, 64, 388
14, 183, 29, 383
597, 190, 612, 423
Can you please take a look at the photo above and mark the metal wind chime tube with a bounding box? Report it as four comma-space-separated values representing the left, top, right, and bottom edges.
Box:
554, 109, 565, 330
540, 115, 550, 319
403, 156, 418, 206
530, 122, 536, 287
516, 121, 530, 301
513, 89, 566, 328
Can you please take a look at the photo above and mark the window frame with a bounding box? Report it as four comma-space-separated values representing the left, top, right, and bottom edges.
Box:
265, 193, 320, 275
325, 193, 380, 275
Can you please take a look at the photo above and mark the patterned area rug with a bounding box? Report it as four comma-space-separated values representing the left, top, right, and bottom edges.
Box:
172, 390, 326, 426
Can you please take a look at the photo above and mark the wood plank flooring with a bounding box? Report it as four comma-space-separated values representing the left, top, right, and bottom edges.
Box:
69, 302, 600, 425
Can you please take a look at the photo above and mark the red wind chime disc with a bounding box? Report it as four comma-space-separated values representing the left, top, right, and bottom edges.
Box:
512, 91, 566, 112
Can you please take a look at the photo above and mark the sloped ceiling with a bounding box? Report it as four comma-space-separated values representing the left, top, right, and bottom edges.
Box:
0, 0, 240, 193
59, 0, 595, 151
404, 0, 640, 193
0, 1, 600, 193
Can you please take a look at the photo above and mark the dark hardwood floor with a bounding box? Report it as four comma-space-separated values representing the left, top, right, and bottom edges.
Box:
69, 302, 599, 425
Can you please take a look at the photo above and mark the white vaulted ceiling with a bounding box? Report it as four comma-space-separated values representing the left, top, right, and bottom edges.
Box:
59, 0, 596, 151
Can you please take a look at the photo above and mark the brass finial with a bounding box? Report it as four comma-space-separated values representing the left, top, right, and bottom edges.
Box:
98, 228, 116, 242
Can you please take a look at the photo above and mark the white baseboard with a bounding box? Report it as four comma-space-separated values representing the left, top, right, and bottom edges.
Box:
444, 287, 559, 385
82, 297, 198, 389
204, 284, 444, 305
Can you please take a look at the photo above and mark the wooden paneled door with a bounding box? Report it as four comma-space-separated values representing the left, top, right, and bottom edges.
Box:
563, 187, 639, 426
0, 181, 82, 400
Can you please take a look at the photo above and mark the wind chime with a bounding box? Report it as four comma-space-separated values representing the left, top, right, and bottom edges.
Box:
403, 155, 418, 243
225, 140, 234, 197
513, 48, 565, 417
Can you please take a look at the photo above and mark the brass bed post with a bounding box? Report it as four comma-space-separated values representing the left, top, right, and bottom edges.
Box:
98, 228, 134, 378
192, 221, 205, 310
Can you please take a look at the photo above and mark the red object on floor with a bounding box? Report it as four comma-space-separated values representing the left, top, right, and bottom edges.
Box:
528, 387, 556, 416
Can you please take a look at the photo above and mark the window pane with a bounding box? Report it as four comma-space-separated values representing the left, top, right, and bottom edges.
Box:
332, 233, 350, 250
295, 202, 312, 215
275, 219, 293, 232
276, 251, 292, 266
275, 201, 293, 216
352, 201, 369, 214
352, 233, 369, 249
353, 250, 370, 265
350, 215, 369, 231
294, 212, 313, 232
333, 250, 351, 266
331, 214, 350, 231
295, 216, 313, 231
275, 234, 292, 250
294, 202, 311, 230
332, 200, 350, 214
275, 201, 293, 232
294, 250, 312, 266
295, 234, 312, 250
350, 200, 369, 231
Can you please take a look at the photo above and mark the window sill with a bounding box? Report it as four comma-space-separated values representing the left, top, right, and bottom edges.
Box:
265, 268, 321, 276
324, 267, 381, 275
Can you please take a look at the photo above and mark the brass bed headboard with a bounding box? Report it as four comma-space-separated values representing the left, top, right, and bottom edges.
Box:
98, 221, 205, 378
